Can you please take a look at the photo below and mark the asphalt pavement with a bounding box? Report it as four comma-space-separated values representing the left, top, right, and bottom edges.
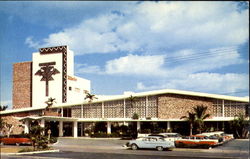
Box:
1, 138, 249, 159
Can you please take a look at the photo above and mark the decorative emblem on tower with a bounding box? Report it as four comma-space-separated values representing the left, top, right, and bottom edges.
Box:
35, 62, 60, 96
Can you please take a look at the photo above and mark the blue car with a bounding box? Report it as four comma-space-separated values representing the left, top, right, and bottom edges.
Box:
125, 136, 175, 151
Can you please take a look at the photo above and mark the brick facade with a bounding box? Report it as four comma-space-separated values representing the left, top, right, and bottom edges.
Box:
13, 62, 32, 109
158, 94, 214, 119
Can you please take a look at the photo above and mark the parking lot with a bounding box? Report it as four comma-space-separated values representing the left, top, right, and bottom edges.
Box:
1, 138, 249, 159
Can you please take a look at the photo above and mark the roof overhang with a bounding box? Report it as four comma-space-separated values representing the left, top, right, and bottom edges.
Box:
16, 116, 240, 122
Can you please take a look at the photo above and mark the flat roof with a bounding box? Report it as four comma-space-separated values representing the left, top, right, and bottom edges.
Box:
1, 89, 248, 115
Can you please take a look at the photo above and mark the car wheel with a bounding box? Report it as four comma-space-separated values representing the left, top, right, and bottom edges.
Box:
156, 146, 164, 151
16, 143, 20, 146
0, 142, 4, 146
131, 144, 138, 150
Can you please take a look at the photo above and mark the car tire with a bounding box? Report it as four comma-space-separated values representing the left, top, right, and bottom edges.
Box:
16, 143, 20, 146
156, 146, 164, 151
131, 144, 138, 150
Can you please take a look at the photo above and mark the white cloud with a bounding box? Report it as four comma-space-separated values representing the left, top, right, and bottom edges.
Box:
137, 73, 249, 96
105, 54, 166, 76
76, 54, 167, 76
25, 37, 41, 49
75, 64, 102, 74
26, 1, 249, 54
75, 46, 243, 78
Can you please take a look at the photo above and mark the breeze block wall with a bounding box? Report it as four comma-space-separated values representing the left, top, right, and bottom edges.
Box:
158, 94, 214, 119
13, 62, 32, 109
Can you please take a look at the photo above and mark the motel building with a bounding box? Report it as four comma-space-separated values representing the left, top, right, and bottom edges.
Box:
0, 45, 249, 138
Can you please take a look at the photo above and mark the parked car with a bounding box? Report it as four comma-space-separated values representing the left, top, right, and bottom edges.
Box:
0, 134, 32, 146
125, 136, 175, 151
175, 135, 219, 148
158, 133, 182, 142
200, 131, 234, 143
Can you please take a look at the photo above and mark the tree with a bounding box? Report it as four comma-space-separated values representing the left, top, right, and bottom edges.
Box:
28, 125, 48, 151
84, 90, 98, 102
5, 123, 14, 137
181, 105, 210, 135
193, 105, 210, 134
127, 95, 138, 108
181, 112, 196, 136
0, 105, 8, 111
45, 97, 56, 109
0, 118, 6, 135
230, 113, 249, 138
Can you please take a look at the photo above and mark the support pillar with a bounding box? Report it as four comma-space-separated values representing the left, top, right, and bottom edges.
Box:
73, 121, 77, 138
222, 100, 225, 117
24, 120, 29, 134
137, 121, 141, 131
59, 121, 63, 137
40, 119, 45, 128
167, 121, 171, 130
107, 122, 111, 134
146, 96, 148, 117
102, 102, 104, 118
61, 108, 64, 117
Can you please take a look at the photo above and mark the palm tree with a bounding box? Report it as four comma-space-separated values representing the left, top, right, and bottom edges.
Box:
45, 97, 56, 110
181, 112, 196, 135
230, 113, 249, 138
128, 95, 138, 108
193, 105, 210, 134
0, 105, 8, 111
84, 90, 98, 102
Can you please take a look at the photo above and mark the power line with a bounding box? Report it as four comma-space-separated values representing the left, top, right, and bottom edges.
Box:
164, 47, 239, 64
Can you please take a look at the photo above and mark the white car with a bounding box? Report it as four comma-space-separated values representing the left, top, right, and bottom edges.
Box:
158, 133, 182, 142
125, 136, 175, 151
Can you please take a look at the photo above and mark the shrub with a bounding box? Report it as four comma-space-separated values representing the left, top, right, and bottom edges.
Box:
132, 113, 139, 119
49, 137, 57, 143
19, 148, 33, 153
90, 132, 121, 138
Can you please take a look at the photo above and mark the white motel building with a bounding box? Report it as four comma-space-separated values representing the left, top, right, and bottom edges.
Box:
0, 45, 249, 138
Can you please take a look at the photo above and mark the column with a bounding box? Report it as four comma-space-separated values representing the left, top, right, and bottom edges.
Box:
107, 122, 111, 134
59, 121, 63, 137
167, 121, 171, 130
222, 100, 225, 117
81, 105, 83, 118
102, 102, 104, 118
123, 99, 126, 118
73, 121, 78, 138
61, 108, 64, 117
24, 120, 29, 134
146, 96, 148, 118
137, 121, 141, 131
40, 119, 45, 128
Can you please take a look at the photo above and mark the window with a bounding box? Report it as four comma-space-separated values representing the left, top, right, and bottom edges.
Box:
69, 87, 72, 91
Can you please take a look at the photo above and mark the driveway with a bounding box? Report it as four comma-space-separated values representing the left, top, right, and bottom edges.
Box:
2, 138, 248, 159
51, 137, 249, 159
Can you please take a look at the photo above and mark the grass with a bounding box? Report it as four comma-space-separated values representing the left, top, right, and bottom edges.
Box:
0, 146, 32, 153
0, 146, 53, 153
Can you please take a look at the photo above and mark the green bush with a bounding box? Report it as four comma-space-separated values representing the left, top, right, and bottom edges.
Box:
90, 132, 121, 138
18, 148, 33, 153
132, 113, 139, 119
49, 137, 57, 143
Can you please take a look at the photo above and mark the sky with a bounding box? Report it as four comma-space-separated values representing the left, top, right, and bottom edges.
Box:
0, 1, 249, 108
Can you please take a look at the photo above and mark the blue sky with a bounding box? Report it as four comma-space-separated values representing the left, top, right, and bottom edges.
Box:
0, 1, 249, 108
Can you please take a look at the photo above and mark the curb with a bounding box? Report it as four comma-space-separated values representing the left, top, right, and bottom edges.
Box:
1, 149, 60, 155
59, 137, 121, 140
